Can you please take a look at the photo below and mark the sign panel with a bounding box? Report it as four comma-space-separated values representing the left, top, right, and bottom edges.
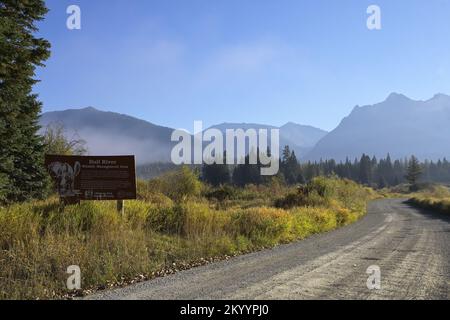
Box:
45, 155, 137, 200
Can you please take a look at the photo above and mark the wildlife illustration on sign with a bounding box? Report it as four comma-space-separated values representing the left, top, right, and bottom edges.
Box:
45, 155, 137, 201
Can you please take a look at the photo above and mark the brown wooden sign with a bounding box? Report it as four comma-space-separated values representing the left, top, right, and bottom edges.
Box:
45, 155, 137, 200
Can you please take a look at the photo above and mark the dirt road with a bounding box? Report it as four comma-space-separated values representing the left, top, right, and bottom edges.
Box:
87, 199, 449, 300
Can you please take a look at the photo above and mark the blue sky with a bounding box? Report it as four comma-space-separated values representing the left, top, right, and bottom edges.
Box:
35, 0, 450, 131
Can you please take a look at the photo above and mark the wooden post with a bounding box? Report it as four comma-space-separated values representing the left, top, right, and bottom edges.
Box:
61, 197, 80, 206
117, 200, 124, 215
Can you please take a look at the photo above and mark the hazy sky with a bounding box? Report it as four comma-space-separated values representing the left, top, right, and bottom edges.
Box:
35, 0, 450, 131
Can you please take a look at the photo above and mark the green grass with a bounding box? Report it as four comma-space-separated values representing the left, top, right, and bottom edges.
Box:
0, 173, 376, 300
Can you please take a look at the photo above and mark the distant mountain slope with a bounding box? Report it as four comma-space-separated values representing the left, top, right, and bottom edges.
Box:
39, 107, 176, 164
279, 122, 328, 155
306, 93, 450, 162
209, 122, 327, 159
40, 108, 327, 164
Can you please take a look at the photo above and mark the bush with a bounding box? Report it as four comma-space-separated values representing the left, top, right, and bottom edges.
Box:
231, 207, 292, 246
0, 176, 374, 299
182, 202, 231, 240
275, 177, 334, 209
275, 177, 371, 213
205, 185, 237, 202
0, 199, 153, 299
137, 179, 174, 207
145, 204, 184, 234
153, 166, 202, 202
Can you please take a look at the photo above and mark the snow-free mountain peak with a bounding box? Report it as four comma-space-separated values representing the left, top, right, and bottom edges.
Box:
306, 93, 450, 162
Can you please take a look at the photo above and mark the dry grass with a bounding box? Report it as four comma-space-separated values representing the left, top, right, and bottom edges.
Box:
0, 172, 375, 299
408, 185, 450, 215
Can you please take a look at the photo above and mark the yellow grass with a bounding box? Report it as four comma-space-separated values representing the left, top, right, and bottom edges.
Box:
409, 185, 450, 214
0, 175, 375, 299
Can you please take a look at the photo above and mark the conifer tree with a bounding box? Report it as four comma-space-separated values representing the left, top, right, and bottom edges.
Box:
405, 155, 422, 187
202, 153, 230, 186
358, 154, 372, 185
0, 0, 51, 203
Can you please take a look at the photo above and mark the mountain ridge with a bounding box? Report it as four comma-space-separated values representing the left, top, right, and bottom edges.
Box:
39, 107, 327, 163
305, 93, 450, 162
40, 92, 450, 164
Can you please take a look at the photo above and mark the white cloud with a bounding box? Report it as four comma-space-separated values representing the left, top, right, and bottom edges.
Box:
193, 40, 297, 86
213, 42, 278, 71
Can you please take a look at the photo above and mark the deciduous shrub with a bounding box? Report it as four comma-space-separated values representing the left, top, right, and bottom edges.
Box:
0, 176, 374, 299
205, 185, 237, 202
147, 166, 202, 202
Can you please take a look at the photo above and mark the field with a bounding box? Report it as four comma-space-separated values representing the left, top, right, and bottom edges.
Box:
408, 185, 450, 215
0, 168, 376, 299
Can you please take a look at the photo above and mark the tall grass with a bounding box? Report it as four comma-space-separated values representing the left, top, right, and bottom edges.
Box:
408, 185, 450, 215
0, 173, 375, 299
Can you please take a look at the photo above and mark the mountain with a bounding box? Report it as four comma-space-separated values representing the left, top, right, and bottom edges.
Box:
306, 93, 450, 162
279, 122, 328, 156
39, 107, 176, 164
39, 108, 327, 164
209, 122, 327, 159
39, 93, 450, 165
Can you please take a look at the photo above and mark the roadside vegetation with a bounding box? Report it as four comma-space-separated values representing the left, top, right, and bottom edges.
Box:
2, 0, 444, 301
408, 185, 450, 215
0, 168, 376, 299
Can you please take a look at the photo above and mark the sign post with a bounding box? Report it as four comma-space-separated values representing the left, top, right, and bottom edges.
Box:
45, 155, 137, 213
117, 200, 124, 215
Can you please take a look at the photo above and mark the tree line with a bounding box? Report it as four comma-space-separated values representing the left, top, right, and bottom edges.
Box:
0, 1, 447, 205
201, 146, 450, 188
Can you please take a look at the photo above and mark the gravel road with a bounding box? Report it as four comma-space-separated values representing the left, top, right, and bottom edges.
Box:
87, 199, 449, 300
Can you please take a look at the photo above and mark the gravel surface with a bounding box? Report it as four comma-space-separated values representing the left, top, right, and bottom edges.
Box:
87, 199, 449, 300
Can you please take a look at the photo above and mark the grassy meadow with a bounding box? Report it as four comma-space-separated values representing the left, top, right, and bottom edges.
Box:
0, 167, 376, 299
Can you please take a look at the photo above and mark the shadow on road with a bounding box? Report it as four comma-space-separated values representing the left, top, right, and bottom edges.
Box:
402, 200, 450, 224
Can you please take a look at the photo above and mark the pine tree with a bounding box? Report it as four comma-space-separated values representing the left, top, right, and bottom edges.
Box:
202, 153, 230, 186
232, 150, 262, 186
281, 145, 291, 163
0, 0, 51, 203
358, 154, 372, 185
280, 146, 299, 185
405, 155, 422, 188
385, 154, 395, 186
